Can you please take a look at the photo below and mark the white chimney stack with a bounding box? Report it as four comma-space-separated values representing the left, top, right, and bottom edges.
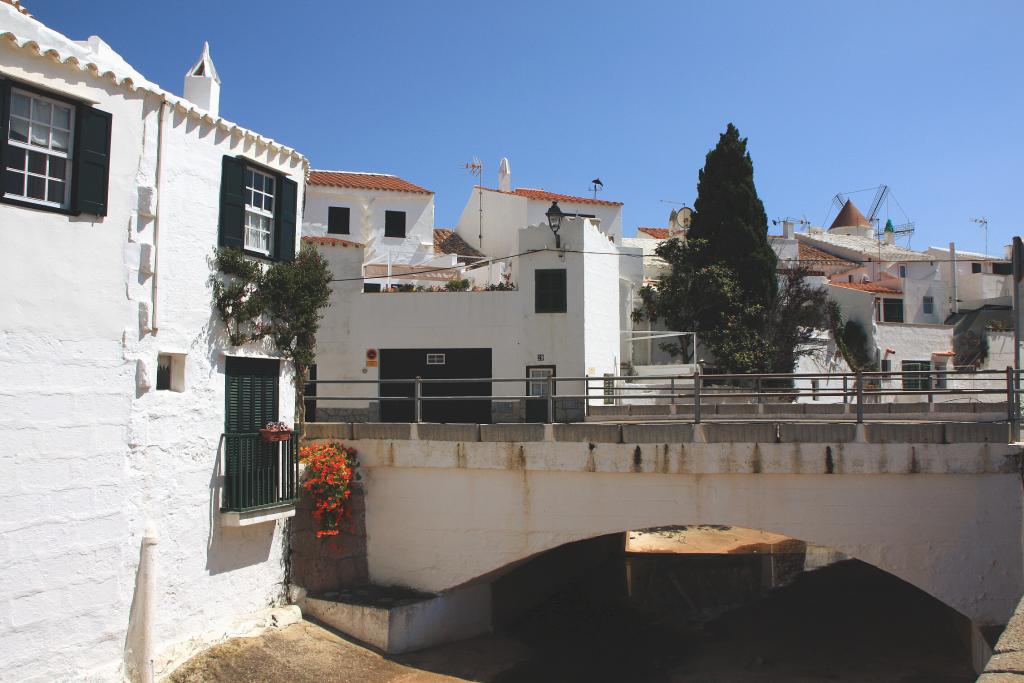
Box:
184, 42, 221, 117
782, 220, 794, 240
884, 230, 895, 245
498, 157, 511, 193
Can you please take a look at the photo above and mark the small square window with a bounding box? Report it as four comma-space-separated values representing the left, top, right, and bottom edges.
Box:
426, 353, 446, 365
972, 262, 982, 274
922, 296, 934, 315
535, 269, 567, 313
384, 210, 406, 238
156, 353, 186, 392
328, 206, 350, 235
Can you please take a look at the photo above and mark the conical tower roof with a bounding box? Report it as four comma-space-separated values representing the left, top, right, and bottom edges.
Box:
830, 199, 871, 230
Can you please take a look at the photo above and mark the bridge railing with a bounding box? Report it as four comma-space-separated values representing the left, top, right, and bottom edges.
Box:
306, 368, 1023, 434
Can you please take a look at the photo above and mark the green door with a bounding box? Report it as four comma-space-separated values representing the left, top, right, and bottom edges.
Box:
224, 357, 281, 510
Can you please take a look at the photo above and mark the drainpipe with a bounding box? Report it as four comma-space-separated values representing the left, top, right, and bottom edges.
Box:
151, 100, 167, 333
949, 242, 958, 315
138, 523, 158, 683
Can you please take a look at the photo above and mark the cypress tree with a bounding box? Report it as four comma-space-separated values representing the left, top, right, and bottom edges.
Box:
687, 123, 777, 309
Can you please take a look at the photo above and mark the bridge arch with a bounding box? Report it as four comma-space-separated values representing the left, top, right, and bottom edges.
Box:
361, 464, 1022, 628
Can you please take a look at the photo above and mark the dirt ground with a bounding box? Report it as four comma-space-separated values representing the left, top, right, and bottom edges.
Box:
169, 561, 976, 683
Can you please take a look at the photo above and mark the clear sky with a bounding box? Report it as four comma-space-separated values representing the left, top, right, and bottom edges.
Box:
32, 0, 1024, 255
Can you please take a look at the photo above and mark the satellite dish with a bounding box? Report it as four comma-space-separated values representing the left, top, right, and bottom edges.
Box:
670, 206, 691, 236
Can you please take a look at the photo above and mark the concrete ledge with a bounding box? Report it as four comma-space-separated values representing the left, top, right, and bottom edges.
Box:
803, 403, 847, 415
628, 404, 672, 416
780, 423, 856, 443
866, 423, 945, 444
702, 423, 778, 443
587, 405, 624, 417
891, 402, 930, 413
553, 423, 622, 443
764, 403, 803, 415
221, 503, 296, 527
480, 423, 547, 442
622, 423, 693, 444
353, 423, 411, 441
715, 404, 757, 415
416, 423, 480, 442
945, 422, 1008, 443
303, 422, 352, 440
862, 404, 890, 414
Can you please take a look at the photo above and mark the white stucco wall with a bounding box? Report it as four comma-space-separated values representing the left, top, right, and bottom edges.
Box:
303, 184, 434, 256
0, 24, 305, 681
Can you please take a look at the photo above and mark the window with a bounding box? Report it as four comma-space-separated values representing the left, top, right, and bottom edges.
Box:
902, 360, 932, 391
882, 298, 904, 323
881, 359, 892, 373
993, 262, 1013, 276
363, 282, 381, 293
384, 210, 406, 238
922, 295, 934, 315
426, 353, 446, 365
535, 269, 567, 313
156, 353, 186, 392
244, 167, 275, 254
898, 264, 907, 279
328, 206, 350, 235
5, 89, 73, 207
972, 262, 982, 274
218, 156, 297, 262
1, 81, 111, 215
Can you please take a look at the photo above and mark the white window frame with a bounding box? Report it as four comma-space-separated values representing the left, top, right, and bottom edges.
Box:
528, 367, 554, 397
5, 88, 74, 209
244, 166, 275, 255
426, 353, 446, 366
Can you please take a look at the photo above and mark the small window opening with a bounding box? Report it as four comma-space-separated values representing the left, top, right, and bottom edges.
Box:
156, 353, 186, 392
923, 295, 934, 315
426, 353, 446, 365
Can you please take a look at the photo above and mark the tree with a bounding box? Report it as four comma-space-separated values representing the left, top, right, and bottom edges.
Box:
765, 267, 833, 374
211, 243, 333, 422
687, 123, 777, 310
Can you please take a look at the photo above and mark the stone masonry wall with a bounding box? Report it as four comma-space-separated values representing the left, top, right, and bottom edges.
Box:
290, 483, 368, 593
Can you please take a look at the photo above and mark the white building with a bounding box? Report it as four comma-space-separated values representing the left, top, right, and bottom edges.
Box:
305, 165, 640, 422
0, 5, 306, 679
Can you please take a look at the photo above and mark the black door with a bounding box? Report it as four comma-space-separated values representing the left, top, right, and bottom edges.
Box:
380, 348, 492, 423
525, 365, 555, 422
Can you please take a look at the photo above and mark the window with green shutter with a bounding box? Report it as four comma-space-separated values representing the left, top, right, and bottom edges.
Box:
535, 268, 567, 313
0, 79, 111, 216
219, 155, 296, 262
225, 356, 280, 433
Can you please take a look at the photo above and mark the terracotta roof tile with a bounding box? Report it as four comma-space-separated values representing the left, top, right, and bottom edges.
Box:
302, 235, 364, 248
482, 186, 622, 207
798, 242, 857, 266
1, 0, 31, 16
433, 229, 485, 259
829, 281, 901, 294
308, 170, 432, 194
637, 227, 670, 239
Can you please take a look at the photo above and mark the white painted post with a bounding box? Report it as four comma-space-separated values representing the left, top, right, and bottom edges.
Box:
414, 376, 422, 424
139, 524, 158, 683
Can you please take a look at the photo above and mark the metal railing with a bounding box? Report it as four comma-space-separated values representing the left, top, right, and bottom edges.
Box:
221, 432, 300, 512
306, 368, 1022, 430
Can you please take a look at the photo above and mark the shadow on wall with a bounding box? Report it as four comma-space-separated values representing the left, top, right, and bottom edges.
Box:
205, 435, 275, 574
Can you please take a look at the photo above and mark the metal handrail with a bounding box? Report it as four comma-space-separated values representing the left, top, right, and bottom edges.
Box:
306, 369, 1022, 433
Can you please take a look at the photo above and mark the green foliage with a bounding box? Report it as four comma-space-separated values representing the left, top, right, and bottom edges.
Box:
211, 245, 333, 420
824, 303, 876, 372
765, 267, 834, 374
444, 278, 471, 292
686, 123, 777, 310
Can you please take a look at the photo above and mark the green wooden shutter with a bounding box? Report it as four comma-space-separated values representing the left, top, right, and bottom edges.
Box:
275, 176, 297, 261
0, 80, 9, 192
219, 156, 246, 249
225, 356, 280, 432
71, 103, 112, 216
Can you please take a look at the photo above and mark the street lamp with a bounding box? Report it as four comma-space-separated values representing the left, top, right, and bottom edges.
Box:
545, 201, 565, 249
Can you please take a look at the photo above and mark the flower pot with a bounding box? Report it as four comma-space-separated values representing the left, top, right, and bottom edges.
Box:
260, 429, 293, 443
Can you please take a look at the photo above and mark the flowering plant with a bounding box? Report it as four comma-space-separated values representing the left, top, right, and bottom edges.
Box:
299, 442, 359, 538
263, 421, 291, 432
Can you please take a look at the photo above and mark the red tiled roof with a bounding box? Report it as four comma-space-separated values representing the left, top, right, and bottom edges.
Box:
433, 229, 485, 259
308, 170, 432, 194
829, 281, 900, 294
302, 235, 364, 248
830, 199, 872, 229
637, 227, 670, 239
798, 242, 856, 266
1, 0, 31, 16
482, 186, 622, 207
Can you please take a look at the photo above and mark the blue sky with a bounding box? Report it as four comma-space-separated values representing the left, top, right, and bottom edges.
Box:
34, 1, 1023, 254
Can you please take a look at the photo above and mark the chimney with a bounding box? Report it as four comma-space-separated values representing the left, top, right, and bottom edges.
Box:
497, 157, 511, 193
782, 220, 794, 240
183, 42, 221, 116
884, 230, 895, 245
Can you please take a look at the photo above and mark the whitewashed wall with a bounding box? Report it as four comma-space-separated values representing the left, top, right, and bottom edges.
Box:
454, 187, 526, 259
0, 24, 305, 681
303, 184, 434, 254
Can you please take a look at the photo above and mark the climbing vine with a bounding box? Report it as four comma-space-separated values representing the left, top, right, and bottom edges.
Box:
210, 244, 333, 420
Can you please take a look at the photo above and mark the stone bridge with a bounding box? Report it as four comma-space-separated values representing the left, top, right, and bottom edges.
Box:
302, 420, 1023, 662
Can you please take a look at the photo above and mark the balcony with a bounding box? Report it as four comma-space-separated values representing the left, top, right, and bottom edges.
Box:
221, 432, 299, 526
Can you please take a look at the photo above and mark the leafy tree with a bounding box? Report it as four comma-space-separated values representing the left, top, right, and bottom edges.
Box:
211, 244, 333, 422
687, 123, 777, 310
765, 267, 833, 374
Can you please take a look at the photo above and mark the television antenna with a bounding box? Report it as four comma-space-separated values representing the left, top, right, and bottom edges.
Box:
972, 217, 989, 256
590, 178, 603, 199
464, 157, 483, 249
